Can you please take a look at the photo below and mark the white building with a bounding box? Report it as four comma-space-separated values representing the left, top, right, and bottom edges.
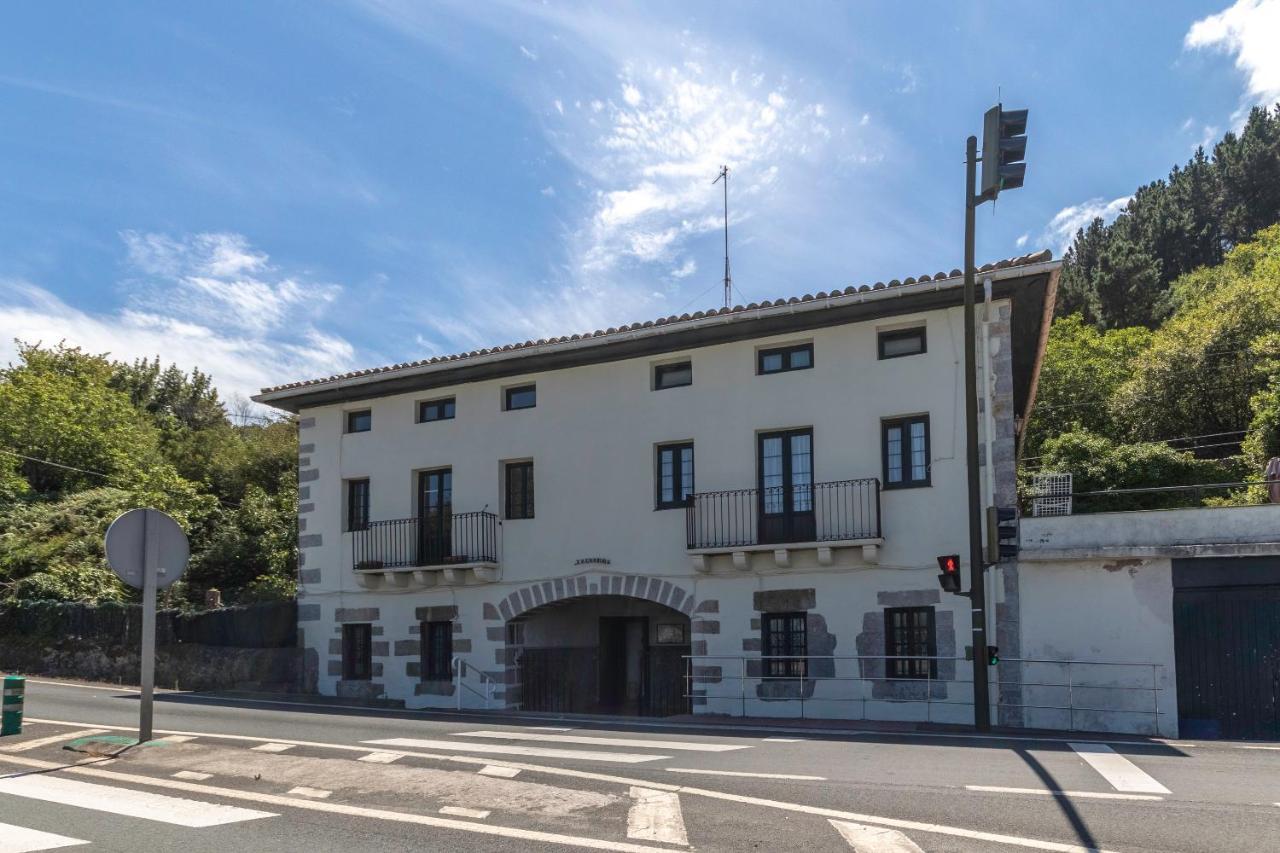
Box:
254, 251, 1062, 728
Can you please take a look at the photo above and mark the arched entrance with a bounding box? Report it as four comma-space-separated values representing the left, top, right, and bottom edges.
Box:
512, 594, 691, 716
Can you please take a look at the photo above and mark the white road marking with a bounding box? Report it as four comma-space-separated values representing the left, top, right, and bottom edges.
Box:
287, 786, 331, 799
172, 771, 212, 781
1068, 743, 1171, 794
0, 773, 275, 827
452, 730, 747, 752
665, 768, 826, 781
0, 822, 88, 852
156, 735, 197, 744
251, 742, 294, 753
0, 754, 686, 853
965, 785, 1163, 802
0, 729, 107, 752
358, 751, 403, 764
363, 737, 668, 764
627, 787, 688, 846
479, 765, 522, 778
440, 806, 491, 819
529, 726, 575, 732
763, 737, 805, 742
1240, 745, 1280, 751
831, 819, 924, 852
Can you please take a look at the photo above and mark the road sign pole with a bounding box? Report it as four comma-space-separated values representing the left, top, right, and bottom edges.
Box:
139, 509, 158, 743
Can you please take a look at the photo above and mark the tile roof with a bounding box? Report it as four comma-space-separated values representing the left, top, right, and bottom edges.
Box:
259, 249, 1052, 396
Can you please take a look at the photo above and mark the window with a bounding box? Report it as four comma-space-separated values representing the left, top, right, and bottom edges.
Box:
418, 397, 455, 423
884, 606, 937, 679
761, 612, 807, 678
346, 478, 370, 531
506, 620, 525, 647
757, 343, 813, 375
346, 409, 372, 433
505, 461, 534, 519
882, 415, 930, 488
654, 361, 692, 390
420, 620, 453, 681
656, 442, 695, 509
878, 327, 927, 359
505, 384, 536, 411
342, 623, 372, 681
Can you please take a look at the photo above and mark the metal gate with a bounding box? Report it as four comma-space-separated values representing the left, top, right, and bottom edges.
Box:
1173, 557, 1280, 740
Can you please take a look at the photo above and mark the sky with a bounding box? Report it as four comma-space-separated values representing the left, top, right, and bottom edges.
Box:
1, 0, 1277, 406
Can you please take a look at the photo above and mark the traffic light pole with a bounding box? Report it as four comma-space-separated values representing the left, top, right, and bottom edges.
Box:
964, 134, 991, 732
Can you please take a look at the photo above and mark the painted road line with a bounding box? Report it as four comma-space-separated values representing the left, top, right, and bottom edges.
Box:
965, 785, 1163, 802
665, 768, 826, 781
627, 788, 688, 846
0, 774, 275, 827
440, 806, 491, 819
1068, 743, 1171, 794
0, 754, 687, 853
251, 742, 294, 753
0, 729, 107, 752
478, 765, 521, 778
287, 787, 332, 799
172, 771, 212, 781
529, 727, 575, 732
762, 737, 805, 742
156, 735, 197, 744
358, 751, 403, 764
364, 737, 669, 764
0, 822, 88, 852
452, 730, 748, 752
830, 819, 924, 853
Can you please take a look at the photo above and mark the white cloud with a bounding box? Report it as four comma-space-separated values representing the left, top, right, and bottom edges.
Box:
1015, 232, 1029, 249
1043, 196, 1131, 253
553, 98, 564, 115
622, 84, 642, 106
519, 44, 538, 61
0, 233, 355, 404
670, 258, 697, 279
1186, 0, 1280, 125
540, 185, 556, 197
859, 112, 871, 126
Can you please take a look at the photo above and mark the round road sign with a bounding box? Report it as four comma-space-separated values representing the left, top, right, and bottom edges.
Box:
104, 508, 189, 590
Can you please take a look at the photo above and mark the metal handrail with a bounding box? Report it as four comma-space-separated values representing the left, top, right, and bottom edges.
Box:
685, 477, 881, 549
352, 511, 500, 571
452, 656, 499, 710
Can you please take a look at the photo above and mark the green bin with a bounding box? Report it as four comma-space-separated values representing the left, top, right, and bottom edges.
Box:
2, 675, 23, 736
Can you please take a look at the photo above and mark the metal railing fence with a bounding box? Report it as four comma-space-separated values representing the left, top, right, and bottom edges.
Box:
452, 656, 499, 710
352, 511, 499, 571
686, 477, 881, 549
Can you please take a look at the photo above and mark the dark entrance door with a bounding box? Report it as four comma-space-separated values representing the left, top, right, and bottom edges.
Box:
417, 468, 452, 566
599, 616, 648, 715
758, 428, 815, 544
1173, 557, 1280, 740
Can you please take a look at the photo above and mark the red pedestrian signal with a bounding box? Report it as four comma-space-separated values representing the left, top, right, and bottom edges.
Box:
937, 554, 962, 594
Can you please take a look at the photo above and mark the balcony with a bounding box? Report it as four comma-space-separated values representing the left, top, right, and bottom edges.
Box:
351, 511, 500, 590
685, 477, 882, 571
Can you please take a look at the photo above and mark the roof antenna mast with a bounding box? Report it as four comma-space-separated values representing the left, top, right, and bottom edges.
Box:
713, 165, 732, 309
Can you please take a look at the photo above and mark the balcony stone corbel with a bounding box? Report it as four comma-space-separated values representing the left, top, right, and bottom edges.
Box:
440, 567, 461, 586
384, 571, 411, 590
473, 565, 500, 583
862, 543, 880, 563
816, 546, 834, 566
691, 554, 710, 573
732, 551, 749, 571
412, 570, 437, 587
354, 572, 383, 590
772, 549, 790, 569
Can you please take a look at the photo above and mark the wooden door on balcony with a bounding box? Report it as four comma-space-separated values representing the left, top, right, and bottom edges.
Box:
417, 468, 452, 566
758, 429, 815, 544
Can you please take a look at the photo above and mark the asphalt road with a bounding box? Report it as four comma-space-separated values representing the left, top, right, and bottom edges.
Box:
2, 678, 1278, 852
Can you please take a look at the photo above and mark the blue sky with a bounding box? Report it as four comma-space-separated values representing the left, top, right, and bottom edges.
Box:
1, 0, 1276, 404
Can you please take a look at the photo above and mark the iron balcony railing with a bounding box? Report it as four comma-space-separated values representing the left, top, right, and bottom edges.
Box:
351, 511, 499, 571
686, 477, 881, 550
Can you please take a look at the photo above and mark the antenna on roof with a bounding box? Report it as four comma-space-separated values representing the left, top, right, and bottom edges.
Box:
712, 165, 732, 309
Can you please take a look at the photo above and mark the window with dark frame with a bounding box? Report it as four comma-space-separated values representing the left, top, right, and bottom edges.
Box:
655, 442, 694, 509
757, 342, 813, 375
346, 478, 370, 531
341, 623, 372, 681
654, 361, 692, 390
761, 612, 807, 678
418, 397, 456, 423
505, 384, 536, 411
884, 606, 937, 679
505, 461, 535, 519
420, 620, 453, 681
882, 415, 931, 488
346, 409, 372, 433
878, 327, 927, 359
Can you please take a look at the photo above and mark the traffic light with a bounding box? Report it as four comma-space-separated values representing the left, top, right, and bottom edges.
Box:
987, 645, 999, 666
936, 554, 962, 594
980, 104, 1028, 200
985, 506, 1019, 564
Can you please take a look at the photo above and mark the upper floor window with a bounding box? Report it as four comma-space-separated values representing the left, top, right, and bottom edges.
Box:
878, 327, 927, 359
346, 478, 370, 531
882, 415, 930, 488
505, 460, 535, 519
505, 384, 536, 411
654, 361, 692, 390
758, 343, 813, 375
762, 612, 807, 678
346, 409, 372, 433
418, 397, 456, 423
884, 606, 936, 679
656, 442, 694, 509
